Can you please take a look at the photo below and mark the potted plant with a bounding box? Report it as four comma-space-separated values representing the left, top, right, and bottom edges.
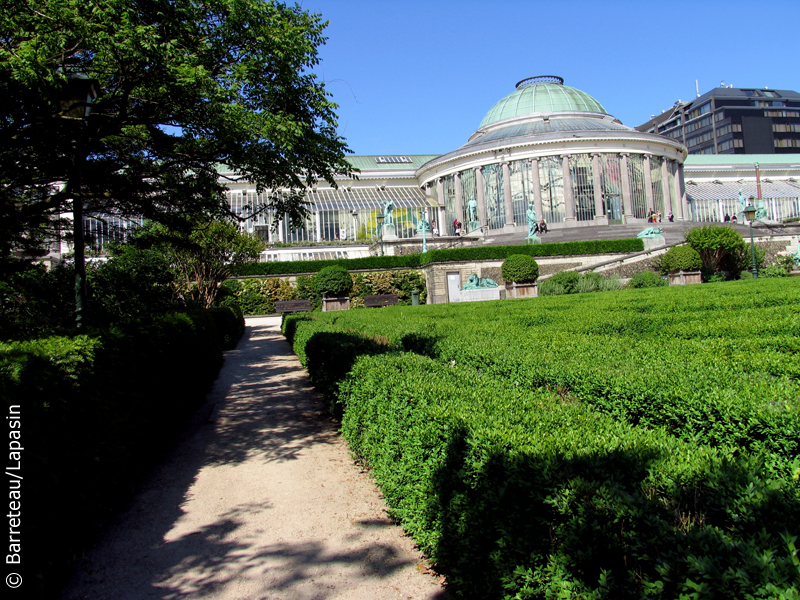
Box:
314, 265, 353, 311
501, 254, 540, 298
661, 245, 703, 285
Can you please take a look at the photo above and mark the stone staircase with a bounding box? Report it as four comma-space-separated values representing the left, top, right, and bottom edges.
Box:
481, 221, 800, 248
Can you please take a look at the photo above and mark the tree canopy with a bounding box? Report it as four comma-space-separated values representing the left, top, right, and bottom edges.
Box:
138, 219, 265, 308
1, 0, 354, 267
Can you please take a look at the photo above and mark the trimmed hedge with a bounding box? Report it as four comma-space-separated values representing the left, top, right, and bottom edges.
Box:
661, 245, 703, 273
501, 254, 539, 283
220, 270, 427, 315
284, 316, 800, 600
314, 265, 353, 297
1, 306, 244, 599
233, 238, 644, 276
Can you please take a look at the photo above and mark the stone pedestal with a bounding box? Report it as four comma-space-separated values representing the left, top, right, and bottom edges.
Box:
526, 235, 541, 245
460, 288, 502, 303
505, 281, 538, 298
642, 235, 665, 250
382, 224, 398, 241
322, 296, 350, 311
668, 270, 702, 286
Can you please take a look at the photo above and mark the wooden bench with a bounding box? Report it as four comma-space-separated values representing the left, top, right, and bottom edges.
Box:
364, 294, 399, 308
275, 299, 313, 313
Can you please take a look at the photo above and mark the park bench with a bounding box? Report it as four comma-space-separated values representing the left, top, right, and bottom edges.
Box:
364, 294, 399, 308
275, 299, 313, 313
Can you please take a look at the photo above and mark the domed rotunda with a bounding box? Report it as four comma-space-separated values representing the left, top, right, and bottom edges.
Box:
416, 75, 688, 233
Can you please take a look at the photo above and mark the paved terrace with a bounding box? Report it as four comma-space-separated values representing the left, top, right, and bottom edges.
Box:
61, 317, 447, 600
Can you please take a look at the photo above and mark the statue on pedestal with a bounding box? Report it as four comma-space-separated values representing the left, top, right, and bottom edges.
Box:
526, 203, 538, 239
637, 226, 664, 238
467, 196, 478, 223
737, 189, 747, 222
755, 197, 769, 221
383, 200, 394, 225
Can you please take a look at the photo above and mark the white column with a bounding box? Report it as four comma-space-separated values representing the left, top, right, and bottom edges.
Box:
315, 212, 321, 242
530, 158, 543, 221
502, 161, 514, 230
591, 153, 607, 223
475, 166, 486, 226
660, 159, 673, 218
643, 155, 654, 214
562, 155, 576, 222
454, 171, 464, 226
675, 163, 686, 221
620, 153, 633, 223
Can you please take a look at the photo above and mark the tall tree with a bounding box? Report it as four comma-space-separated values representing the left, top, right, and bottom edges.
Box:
0, 0, 353, 268
140, 219, 265, 308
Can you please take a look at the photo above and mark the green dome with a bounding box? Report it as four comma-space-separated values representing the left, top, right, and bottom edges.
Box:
479, 76, 607, 128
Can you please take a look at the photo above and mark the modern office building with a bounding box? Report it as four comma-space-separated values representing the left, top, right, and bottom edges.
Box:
636, 86, 800, 155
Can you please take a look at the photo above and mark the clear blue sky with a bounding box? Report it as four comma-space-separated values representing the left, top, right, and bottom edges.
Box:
298, 0, 799, 156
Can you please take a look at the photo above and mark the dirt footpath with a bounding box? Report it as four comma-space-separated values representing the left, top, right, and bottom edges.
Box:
61, 316, 446, 600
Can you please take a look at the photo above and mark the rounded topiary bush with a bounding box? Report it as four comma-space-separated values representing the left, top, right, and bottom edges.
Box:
501, 254, 540, 283
661, 245, 702, 273
628, 270, 667, 289
314, 265, 353, 298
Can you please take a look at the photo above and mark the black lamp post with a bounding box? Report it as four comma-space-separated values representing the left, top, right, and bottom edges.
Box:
59, 66, 98, 329
743, 204, 758, 279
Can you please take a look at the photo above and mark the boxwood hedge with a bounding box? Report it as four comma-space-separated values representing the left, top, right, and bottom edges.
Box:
1, 307, 244, 598
283, 278, 800, 599
234, 238, 644, 276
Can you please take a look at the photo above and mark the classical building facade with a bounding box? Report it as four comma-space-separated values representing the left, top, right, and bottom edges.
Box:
223, 75, 690, 247
415, 76, 686, 234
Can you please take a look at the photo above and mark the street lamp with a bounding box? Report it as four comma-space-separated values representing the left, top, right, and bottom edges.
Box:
59, 64, 98, 329
420, 209, 429, 253
376, 212, 385, 256
743, 204, 758, 279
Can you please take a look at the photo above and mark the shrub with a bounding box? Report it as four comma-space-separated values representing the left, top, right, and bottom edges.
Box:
735, 243, 767, 276
759, 264, 790, 278
314, 265, 353, 298
1, 309, 229, 597
628, 270, 667, 288
685, 224, 746, 274
598, 273, 623, 291
538, 280, 565, 296
547, 270, 580, 294
574, 275, 598, 294
575, 271, 604, 294
206, 305, 246, 349
660, 245, 702, 273
501, 254, 540, 283
295, 274, 321, 310
284, 304, 800, 600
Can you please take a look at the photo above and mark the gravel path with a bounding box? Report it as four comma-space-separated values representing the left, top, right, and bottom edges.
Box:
61, 316, 446, 600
